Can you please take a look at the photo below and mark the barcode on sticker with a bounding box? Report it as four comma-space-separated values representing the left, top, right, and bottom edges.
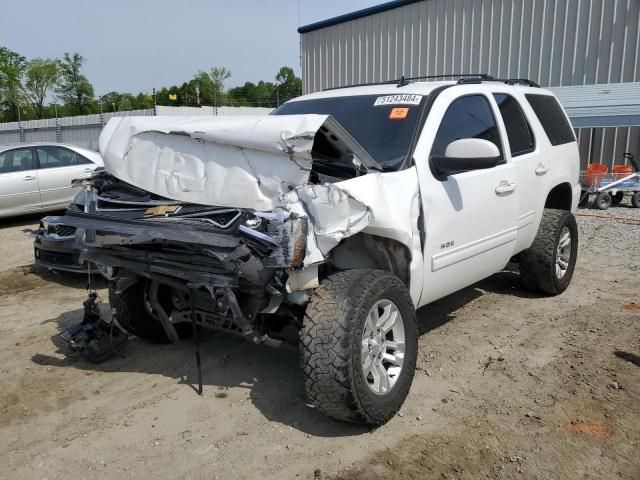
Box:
374, 94, 422, 106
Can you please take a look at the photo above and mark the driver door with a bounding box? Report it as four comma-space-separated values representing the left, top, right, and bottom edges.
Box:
415, 90, 519, 306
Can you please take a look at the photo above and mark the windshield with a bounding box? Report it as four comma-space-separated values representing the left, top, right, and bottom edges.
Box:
273, 94, 425, 170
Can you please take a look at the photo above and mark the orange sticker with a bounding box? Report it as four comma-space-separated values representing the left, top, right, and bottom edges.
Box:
389, 107, 409, 119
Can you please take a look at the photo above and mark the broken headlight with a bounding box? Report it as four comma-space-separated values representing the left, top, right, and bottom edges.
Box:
243, 216, 263, 229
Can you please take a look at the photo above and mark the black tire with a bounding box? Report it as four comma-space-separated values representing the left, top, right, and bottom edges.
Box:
300, 269, 418, 425
611, 191, 624, 205
631, 192, 640, 208
593, 192, 612, 210
519, 208, 578, 295
109, 280, 192, 343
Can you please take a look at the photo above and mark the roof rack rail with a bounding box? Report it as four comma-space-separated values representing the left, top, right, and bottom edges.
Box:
322, 73, 493, 91
503, 78, 540, 87
321, 74, 540, 91
396, 73, 493, 87
457, 76, 540, 88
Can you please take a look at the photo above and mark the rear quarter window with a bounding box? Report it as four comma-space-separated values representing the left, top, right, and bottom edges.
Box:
525, 94, 575, 146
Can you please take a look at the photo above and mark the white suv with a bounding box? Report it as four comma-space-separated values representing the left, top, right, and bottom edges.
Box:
56, 76, 580, 425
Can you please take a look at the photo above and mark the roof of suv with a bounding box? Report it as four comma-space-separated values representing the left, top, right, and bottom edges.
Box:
289, 80, 554, 103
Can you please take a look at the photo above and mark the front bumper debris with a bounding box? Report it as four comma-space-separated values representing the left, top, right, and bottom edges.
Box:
30, 218, 99, 274
62, 292, 128, 363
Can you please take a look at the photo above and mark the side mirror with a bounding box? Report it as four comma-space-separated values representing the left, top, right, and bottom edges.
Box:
431, 138, 502, 180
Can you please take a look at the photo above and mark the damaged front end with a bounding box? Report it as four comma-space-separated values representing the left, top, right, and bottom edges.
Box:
55, 113, 384, 348
56, 172, 309, 346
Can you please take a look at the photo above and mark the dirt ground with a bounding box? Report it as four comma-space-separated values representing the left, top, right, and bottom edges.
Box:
0, 208, 638, 480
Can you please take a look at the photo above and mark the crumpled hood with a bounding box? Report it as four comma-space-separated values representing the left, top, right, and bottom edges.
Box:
99, 115, 373, 210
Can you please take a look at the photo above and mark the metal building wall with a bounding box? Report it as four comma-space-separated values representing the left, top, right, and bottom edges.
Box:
300, 0, 640, 167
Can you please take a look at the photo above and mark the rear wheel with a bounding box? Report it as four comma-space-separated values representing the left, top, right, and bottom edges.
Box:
631, 192, 640, 208
109, 280, 192, 343
594, 192, 612, 210
300, 270, 417, 425
519, 209, 578, 295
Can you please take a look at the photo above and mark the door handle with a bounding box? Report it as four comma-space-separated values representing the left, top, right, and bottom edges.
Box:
83, 167, 93, 172
23, 175, 36, 181
535, 164, 549, 175
495, 181, 517, 194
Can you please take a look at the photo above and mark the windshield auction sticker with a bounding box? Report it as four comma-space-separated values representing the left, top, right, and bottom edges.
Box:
374, 94, 422, 106
389, 107, 409, 119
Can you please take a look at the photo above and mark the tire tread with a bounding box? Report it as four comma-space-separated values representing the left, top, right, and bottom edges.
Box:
300, 269, 417, 425
519, 208, 577, 295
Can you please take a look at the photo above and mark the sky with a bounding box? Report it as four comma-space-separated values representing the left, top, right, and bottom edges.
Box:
0, 0, 383, 96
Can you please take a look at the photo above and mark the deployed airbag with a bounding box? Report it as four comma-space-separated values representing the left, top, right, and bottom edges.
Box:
99, 115, 374, 210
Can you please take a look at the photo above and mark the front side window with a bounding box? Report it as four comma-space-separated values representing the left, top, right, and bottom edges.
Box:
493, 94, 535, 156
430, 95, 503, 159
37, 146, 91, 169
0, 148, 34, 173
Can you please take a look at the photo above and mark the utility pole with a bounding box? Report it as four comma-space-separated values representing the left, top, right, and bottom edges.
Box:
16, 103, 24, 143
98, 96, 104, 128
54, 104, 61, 143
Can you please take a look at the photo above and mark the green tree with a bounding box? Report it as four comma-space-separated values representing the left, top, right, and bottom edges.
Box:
228, 80, 277, 107
100, 91, 135, 112
192, 71, 213, 105
275, 66, 302, 105
0, 47, 27, 121
208, 66, 231, 106
134, 92, 154, 110
22, 58, 60, 118
56, 52, 94, 114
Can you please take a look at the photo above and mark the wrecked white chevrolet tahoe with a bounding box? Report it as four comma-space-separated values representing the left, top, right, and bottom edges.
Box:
55, 77, 581, 425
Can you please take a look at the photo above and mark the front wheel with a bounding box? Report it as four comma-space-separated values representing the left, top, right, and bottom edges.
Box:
519, 209, 578, 295
300, 270, 418, 425
109, 280, 192, 343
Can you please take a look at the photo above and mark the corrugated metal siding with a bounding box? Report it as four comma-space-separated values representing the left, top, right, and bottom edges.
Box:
301, 0, 640, 168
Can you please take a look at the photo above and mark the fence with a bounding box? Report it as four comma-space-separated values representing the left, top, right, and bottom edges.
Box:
0, 105, 274, 151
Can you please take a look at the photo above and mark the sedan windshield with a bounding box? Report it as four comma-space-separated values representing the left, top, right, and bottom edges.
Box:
273, 94, 425, 171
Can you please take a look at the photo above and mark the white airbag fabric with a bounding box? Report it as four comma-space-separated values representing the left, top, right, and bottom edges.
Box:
99, 115, 330, 210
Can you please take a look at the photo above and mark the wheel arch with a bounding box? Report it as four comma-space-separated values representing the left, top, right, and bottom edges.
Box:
544, 182, 573, 211
328, 233, 412, 287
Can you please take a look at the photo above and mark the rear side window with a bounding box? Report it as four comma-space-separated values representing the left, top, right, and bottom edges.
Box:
0, 148, 34, 173
431, 95, 503, 159
37, 146, 92, 169
525, 94, 575, 146
493, 94, 534, 156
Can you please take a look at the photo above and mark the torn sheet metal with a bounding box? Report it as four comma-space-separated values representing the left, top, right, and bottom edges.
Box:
280, 183, 372, 260
99, 115, 376, 211
283, 168, 424, 303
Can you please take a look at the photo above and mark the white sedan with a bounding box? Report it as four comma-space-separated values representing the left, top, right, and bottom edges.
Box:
0, 143, 103, 218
